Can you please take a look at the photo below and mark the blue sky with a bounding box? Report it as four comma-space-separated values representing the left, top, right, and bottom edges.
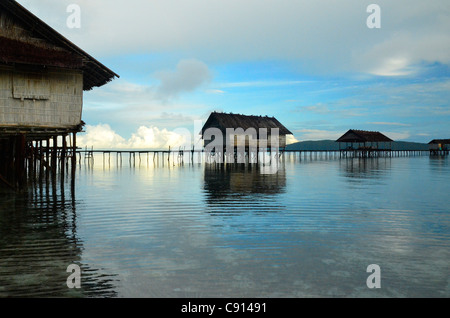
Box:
18, 0, 450, 148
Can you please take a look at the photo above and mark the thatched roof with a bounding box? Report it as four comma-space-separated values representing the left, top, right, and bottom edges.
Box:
201, 111, 293, 136
428, 139, 450, 145
336, 129, 393, 143
0, 0, 118, 90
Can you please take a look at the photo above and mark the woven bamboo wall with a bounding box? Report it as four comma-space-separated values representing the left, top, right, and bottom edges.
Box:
0, 66, 83, 128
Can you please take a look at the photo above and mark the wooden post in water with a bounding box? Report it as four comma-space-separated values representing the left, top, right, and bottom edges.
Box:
61, 135, 67, 182
72, 133, 77, 175
44, 138, 49, 180
52, 136, 57, 177
39, 140, 44, 181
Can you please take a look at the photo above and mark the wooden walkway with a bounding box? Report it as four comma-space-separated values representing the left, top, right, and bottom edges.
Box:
77, 147, 201, 165
75, 148, 432, 166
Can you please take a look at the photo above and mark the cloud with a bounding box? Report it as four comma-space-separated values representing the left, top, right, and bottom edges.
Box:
89, 59, 212, 103
294, 129, 343, 141
295, 103, 365, 118
354, 4, 450, 77
78, 122, 300, 149
206, 89, 225, 94
367, 122, 411, 127
218, 80, 311, 89
82, 58, 213, 127
17, 0, 450, 76
369, 57, 416, 77
76, 124, 126, 149
127, 126, 190, 149
15, 0, 450, 144
382, 131, 411, 141
415, 133, 431, 137
154, 59, 212, 101
297, 103, 330, 114
77, 124, 189, 149
286, 135, 299, 145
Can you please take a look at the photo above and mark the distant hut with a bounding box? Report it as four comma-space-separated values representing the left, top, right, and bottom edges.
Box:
428, 139, 450, 156
200, 111, 293, 152
0, 0, 118, 189
336, 129, 393, 157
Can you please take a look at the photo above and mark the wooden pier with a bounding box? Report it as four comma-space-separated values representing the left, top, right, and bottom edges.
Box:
285, 149, 429, 160
75, 147, 432, 167
77, 147, 199, 166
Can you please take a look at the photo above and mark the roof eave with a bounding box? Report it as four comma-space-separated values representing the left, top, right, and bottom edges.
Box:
0, 0, 119, 90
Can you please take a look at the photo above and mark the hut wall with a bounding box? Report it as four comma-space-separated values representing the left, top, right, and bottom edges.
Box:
0, 66, 83, 128
203, 132, 286, 149
278, 135, 286, 148
429, 144, 440, 151
228, 133, 286, 149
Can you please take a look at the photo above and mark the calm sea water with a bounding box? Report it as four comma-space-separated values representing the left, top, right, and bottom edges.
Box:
0, 153, 449, 297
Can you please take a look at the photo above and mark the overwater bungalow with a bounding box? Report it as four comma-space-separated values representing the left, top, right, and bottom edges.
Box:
200, 111, 292, 162
336, 129, 393, 157
428, 139, 450, 156
0, 0, 118, 189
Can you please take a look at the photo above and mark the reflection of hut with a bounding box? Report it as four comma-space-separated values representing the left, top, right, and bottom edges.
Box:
340, 157, 391, 181
200, 112, 292, 156
336, 129, 393, 157
0, 1, 118, 189
0, 187, 118, 297
203, 164, 286, 202
428, 139, 450, 156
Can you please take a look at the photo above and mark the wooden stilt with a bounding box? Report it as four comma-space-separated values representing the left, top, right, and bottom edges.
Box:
72, 132, 77, 176
39, 140, 44, 181
52, 136, 58, 177
61, 134, 67, 182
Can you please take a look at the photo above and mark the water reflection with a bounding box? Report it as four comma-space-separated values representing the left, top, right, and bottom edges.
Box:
0, 177, 118, 297
428, 155, 449, 172
203, 163, 286, 202
339, 158, 391, 180
2, 156, 448, 298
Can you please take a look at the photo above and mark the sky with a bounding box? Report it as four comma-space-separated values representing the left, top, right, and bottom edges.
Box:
17, 0, 450, 149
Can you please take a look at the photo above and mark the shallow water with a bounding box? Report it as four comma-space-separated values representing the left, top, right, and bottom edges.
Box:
0, 154, 449, 297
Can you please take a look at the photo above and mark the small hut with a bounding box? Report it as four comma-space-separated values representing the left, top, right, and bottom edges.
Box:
200, 111, 292, 152
336, 129, 393, 150
336, 129, 393, 157
0, 0, 118, 189
428, 139, 450, 156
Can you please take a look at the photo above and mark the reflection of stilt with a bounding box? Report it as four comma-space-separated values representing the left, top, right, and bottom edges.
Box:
71, 132, 77, 195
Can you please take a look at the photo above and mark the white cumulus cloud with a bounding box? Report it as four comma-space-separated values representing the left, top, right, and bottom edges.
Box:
78, 124, 189, 150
